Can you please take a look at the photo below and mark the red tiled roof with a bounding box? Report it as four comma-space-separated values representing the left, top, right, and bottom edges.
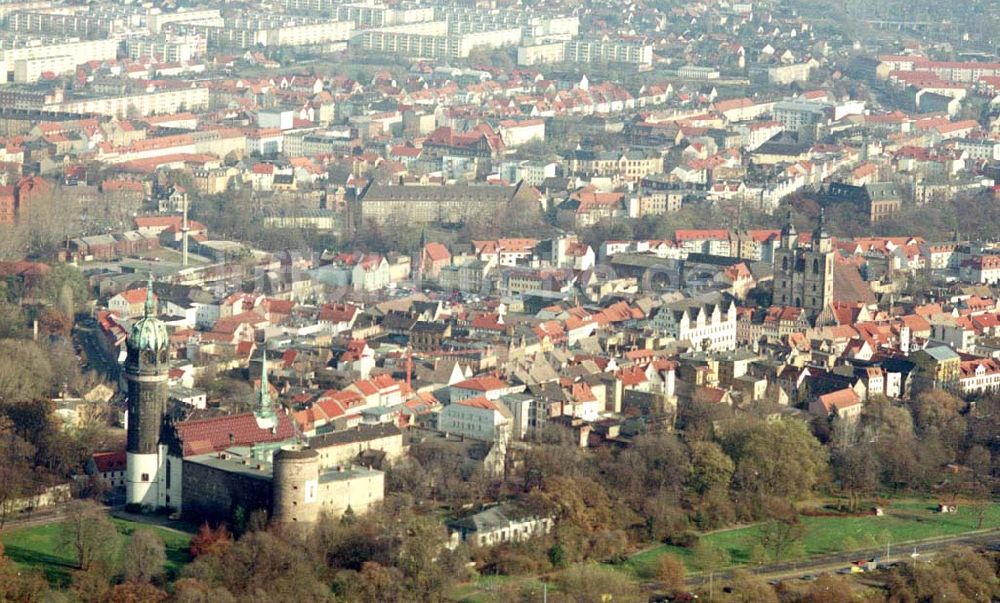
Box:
424, 242, 450, 262
817, 388, 861, 413
175, 412, 296, 456
456, 396, 503, 411
454, 376, 509, 392
92, 450, 126, 473
318, 302, 359, 324
118, 288, 150, 304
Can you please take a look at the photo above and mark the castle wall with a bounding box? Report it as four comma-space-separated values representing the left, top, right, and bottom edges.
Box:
181, 457, 273, 523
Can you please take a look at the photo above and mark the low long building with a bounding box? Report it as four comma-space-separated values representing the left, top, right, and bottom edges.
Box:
355, 181, 538, 226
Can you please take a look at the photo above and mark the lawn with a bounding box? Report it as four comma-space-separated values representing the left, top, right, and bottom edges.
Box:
626, 499, 1000, 578
450, 574, 551, 602
1, 518, 194, 587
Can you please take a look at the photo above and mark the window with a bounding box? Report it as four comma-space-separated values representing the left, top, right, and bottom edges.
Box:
141, 473, 149, 482
813, 258, 819, 274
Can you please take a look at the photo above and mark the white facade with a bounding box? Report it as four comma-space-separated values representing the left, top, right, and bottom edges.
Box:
438, 397, 512, 441
650, 299, 738, 351
53, 87, 210, 118
0, 38, 118, 81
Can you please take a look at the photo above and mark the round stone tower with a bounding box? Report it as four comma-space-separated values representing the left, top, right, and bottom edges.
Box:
272, 445, 320, 524
125, 276, 170, 509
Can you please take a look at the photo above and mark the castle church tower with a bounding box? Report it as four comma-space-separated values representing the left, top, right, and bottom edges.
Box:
125, 276, 170, 509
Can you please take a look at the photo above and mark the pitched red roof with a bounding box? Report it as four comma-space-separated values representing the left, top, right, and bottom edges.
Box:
453, 376, 509, 392
92, 450, 126, 473
174, 412, 296, 457
424, 242, 451, 262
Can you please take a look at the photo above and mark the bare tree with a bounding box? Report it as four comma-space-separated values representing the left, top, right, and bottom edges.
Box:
59, 499, 121, 573
124, 528, 166, 584
0, 429, 36, 529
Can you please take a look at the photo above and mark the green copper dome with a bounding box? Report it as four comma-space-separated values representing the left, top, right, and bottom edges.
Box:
127, 275, 169, 358
129, 314, 169, 355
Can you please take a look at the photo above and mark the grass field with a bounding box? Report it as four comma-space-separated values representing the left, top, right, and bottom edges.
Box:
1, 518, 194, 587
451, 574, 553, 603
626, 500, 1000, 577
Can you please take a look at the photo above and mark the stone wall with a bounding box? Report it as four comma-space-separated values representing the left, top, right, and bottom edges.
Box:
182, 458, 272, 523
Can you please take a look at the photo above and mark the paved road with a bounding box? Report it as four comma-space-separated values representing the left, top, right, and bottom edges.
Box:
74, 318, 120, 384
674, 528, 1000, 589
0, 507, 70, 531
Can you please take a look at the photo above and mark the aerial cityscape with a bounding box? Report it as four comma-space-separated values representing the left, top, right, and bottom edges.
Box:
3, 0, 1000, 601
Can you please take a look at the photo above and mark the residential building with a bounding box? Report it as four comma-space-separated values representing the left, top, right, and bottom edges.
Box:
438, 396, 512, 441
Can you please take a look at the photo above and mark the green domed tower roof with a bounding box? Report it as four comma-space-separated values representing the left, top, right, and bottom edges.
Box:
126, 274, 169, 370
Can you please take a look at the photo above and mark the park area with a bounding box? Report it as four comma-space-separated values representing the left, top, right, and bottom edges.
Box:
0, 517, 193, 587
626, 499, 1000, 577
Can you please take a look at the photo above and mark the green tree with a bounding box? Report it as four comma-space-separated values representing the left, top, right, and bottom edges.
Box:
727, 419, 829, 512
687, 441, 735, 497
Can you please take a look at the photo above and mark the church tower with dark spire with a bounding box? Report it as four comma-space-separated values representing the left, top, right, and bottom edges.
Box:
772, 211, 834, 320
801, 207, 834, 316
125, 275, 170, 509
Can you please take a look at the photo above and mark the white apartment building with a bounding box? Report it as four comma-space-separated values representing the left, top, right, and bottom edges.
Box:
517, 41, 565, 66
355, 21, 522, 59
146, 9, 223, 34
8, 9, 125, 38
498, 119, 545, 147
0, 38, 118, 82
953, 138, 1000, 162
564, 37, 653, 67
53, 87, 210, 118
13, 54, 75, 83
772, 100, 830, 131
437, 396, 512, 442
959, 359, 1000, 396
126, 34, 206, 63
767, 61, 816, 85
257, 20, 354, 47
336, 4, 434, 28
735, 121, 784, 150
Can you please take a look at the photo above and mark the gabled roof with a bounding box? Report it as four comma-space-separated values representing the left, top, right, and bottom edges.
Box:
92, 450, 126, 473
816, 388, 861, 413
174, 411, 296, 457
424, 242, 451, 262
454, 376, 510, 392
455, 395, 513, 418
